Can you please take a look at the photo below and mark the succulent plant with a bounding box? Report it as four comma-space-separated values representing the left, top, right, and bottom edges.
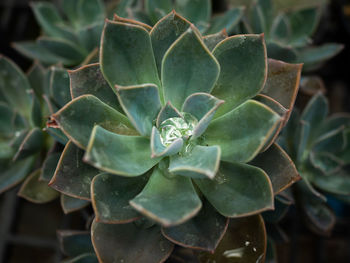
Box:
46, 11, 302, 262
115, 0, 244, 35
278, 92, 350, 235
229, 0, 343, 71
13, 0, 106, 66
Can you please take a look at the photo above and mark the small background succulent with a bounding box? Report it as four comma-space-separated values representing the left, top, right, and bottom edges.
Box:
13, 0, 106, 67
46, 11, 303, 262
228, 0, 343, 71
278, 92, 350, 235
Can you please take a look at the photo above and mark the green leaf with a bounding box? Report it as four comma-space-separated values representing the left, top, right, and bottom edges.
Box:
319, 114, 350, 136
13, 128, 43, 161
62, 253, 98, 263
12, 41, 63, 65
151, 127, 183, 158
46, 127, 69, 145
195, 162, 274, 217
31, 2, 75, 40
40, 152, 61, 182
37, 37, 86, 66
27, 62, 45, 98
262, 59, 302, 122
49, 141, 99, 199
311, 169, 350, 195
182, 93, 224, 139
0, 103, 16, 138
30, 91, 43, 128
0, 157, 34, 194
162, 200, 229, 252
263, 196, 290, 224
312, 126, 346, 153
196, 215, 267, 263
0, 56, 32, 119
145, 0, 172, 24
211, 34, 267, 116
174, 0, 211, 28
69, 63, 121, 111
162, 26, 219, 109
76, 0, 105, 26
113, 14, 152, 32
297, 44, 343, 71
18, 169, 59, 203
91, 173, 149, 223
52, 95, 135, 149
150, 11, 191, 77
116, 84, 161, 136
91, 220, 174, 263
77, 22, 104, 52
205, 7, 244, 35
295, 120, 310, 162
49, 67, 71, 108
250, 143, 300, 194
203, 30, 228, 51
169, 145, 220, 179
310, 151, 343, 174
130, 168, 202, 226
85, 126, 160, 176
58, 230, 94, 257
156, 102, 182, 127
100, 20, 160, 88
61, 195, 90, 214
204, 100, 280, 163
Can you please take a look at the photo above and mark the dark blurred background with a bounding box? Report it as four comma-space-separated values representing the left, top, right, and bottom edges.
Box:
0, 0, 349, 262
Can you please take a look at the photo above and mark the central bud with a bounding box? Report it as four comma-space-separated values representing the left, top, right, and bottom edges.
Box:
159, 113, 198, 147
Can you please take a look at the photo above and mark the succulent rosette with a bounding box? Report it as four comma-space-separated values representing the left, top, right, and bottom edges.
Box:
279, 92, 350, 235
48, 11, 301, 262
13, 0, 105, 66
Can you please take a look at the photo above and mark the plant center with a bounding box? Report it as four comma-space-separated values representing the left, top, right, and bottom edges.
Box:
159, 113, 198, 147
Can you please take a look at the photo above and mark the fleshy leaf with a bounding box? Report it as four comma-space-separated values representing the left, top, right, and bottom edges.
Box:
0, 157, 34, 194
162, 26, 220, 109
311, 169, 350, 195
162, 200, 229, 252
49, 141, 100, 199
116, 84, 161, 136
61, 195, 90, 214
174, 0, 211, 28
58, 230, 94, 257
100, 20, 160, 88
69, 63, 121, 111
18, 169, 59, 203
0, 56, 32, 119
196, 215, 267, 263
205, 7, 244, 35
266, 42, 298, 63
40, 152, 61, 182
113, 14, 152, 31
30, 91, 42, 127
151, 127, 183, 158
91, 220, 174, 263
169, 145, 220, 179
203, 30, 228, 51
195, 162, 274, 217
250, 143, 300, 194
13, 127, 43, 161
130, 168, 202, 226
262, 59, 302, 123
150, 11, 191, 76
310, 151, 343, 174
204, 100, 280, 163
85, 126, 160, 176
211, 34, 267, 116
51, 95, 135, 149
49, 67, 71, 107
91, 173, 148, 223
312, 126, 346, 153
182, 93, 224, 139
156, 102, 182, 127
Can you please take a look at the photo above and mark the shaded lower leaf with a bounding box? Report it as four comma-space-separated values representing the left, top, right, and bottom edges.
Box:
49, 141, 100, 200
311, 169, 350, 196
18, 169, 59, 203
205, 7, 244, 35
62, 253, 98, 263
162, 200, 229, 252
61, 195, 90, 214
91, 173, 149, 223
13, 127, 43, 161
196, 215, 267, 263
0, 157, 34, 194
250, 143, 300, 194
58, 230, 94, 257
40, 152, 61, 182
91, 220, 174, 263
130, 168, 202, 226
195, 162, 274, 217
